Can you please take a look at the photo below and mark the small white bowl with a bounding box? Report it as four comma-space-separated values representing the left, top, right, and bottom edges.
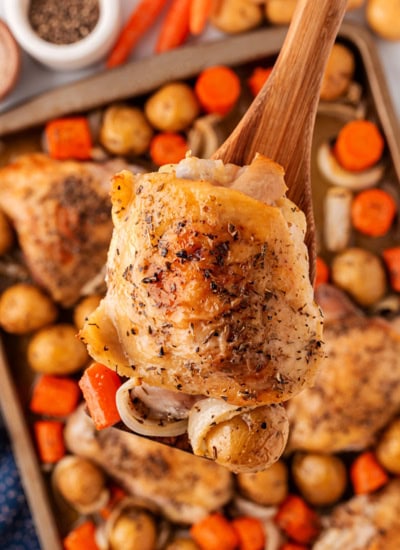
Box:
3, 0, 122, 71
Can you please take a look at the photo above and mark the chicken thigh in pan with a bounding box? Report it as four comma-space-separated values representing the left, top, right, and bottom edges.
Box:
0, 153, 127, 307
287, 284, 400, 453
81, 154, 324, 472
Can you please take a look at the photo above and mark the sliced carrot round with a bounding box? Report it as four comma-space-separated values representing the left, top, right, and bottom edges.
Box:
334, 119, 384, 172
247, 66, 273, 97
150, 132, 189, 166
315, 256, 330, 288
195, 65, 241, 115
351, 188, 397, 237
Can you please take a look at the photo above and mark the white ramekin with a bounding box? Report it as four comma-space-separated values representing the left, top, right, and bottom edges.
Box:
3, 0, 122, 71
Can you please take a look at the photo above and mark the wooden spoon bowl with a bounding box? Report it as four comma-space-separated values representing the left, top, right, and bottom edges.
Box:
213, 0, 349, 279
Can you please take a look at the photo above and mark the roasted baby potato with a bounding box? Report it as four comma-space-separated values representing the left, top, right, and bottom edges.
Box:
210, 0, 264, 34
366, 0, 400, 40
331, 247, 387, 306
54, 455, 108, 513
73, 294, 103, 330
320, 43, 355, 101
0, 209, 13, 255
265, 0, 297, 25
0, 283, 57, 334
27, 323, 88, 374
376, 418, 400, 474
292, 452, 347, 506
145, 83, 200, 132
237, 460, 288, 505
108, 510, 157, 550
100, 104, 153, 156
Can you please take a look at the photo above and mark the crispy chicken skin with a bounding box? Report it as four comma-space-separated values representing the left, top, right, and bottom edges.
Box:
0, 153, 126, 306
313, 480, 400, 550
65, 405, 233, 524
81, 155, 323, 406
288, 284, 400, 453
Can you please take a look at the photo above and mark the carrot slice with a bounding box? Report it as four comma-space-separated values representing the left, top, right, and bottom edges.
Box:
350, 451, 389, 495
30, 374, 81, 417
314, 256, 330, 288
155, 0, 191, 53
351, 188, 397, 237
382, 247, 400, 292
34, 420, 65, 463
78, 362, 122, 430
150, 132, 189, 166
334, 119, 384, 172
106, 0, 168, 68
190, 512, 240, 550
231, 516, 266, 550
190, 0, 213, 35
63, 520, 99, 550
99, 485, 127, 520
275, 495, 320, 545
195, 65, 241, 115
247, 66, 273, 97
45, 117, 92, 160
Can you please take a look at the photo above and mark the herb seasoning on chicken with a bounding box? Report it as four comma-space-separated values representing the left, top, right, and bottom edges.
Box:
81, 154, 324, 472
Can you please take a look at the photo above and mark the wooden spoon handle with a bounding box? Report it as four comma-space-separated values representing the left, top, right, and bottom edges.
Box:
214, 0, 348, 168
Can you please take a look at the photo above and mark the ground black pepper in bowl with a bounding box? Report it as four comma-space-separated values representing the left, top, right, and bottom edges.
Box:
28, 0, 100, 45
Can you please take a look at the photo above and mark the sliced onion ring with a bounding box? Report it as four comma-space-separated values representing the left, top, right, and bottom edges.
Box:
116, 378, 188, 437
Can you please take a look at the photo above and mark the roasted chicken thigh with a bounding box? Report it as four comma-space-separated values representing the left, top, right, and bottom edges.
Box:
0, 153, 126, 306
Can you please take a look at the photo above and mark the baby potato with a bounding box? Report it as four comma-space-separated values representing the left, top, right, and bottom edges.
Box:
165, 540, 200, 550
331, 247, 387, 306
265, 0, 297, 25
320, 43, 355, 101
366, 0, 400, 40
73, 294, 102, 330
237, 460, 288, 505
210, 0, 264, 34
109, 510, 157, 550
145, 83, 200, 132
0, 283, 57, 334
0, 209, 13, 255
100, 104, 153, 156
292, 452, 347, 506
376, 418, 400, 474
27, 323, 88, 375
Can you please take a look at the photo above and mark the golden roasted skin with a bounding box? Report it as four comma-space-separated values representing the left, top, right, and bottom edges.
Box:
0, 153, 126, 306
65, 405, 233, 524
81, 156, 323, 406
288, 284, 400, 453
313, 480, 400, 550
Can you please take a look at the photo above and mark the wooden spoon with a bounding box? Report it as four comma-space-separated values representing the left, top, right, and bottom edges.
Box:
213, 0, 349, 280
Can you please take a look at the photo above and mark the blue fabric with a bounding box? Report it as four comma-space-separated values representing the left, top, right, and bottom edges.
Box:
0, 425, 41, 550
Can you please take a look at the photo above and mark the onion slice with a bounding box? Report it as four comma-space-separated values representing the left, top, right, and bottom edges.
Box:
116, 378, 188, 437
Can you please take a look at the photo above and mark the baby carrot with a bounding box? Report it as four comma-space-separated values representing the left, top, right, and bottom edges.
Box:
275, 495, 321, 544
247, 66, 273, 97
63, 520, 99, 550
334, 119, 384, 172
150, 132, 189, 166
351, 188, 397, 237
30, 374, 81, 417
231, 516, 266, 550
34, 420, 65, 463
79, 362, 122, 430
190, 0, 213, 35
350, 451, 389, 495
106, 0, 168, 68
45, 117, 92, 160
155, 0, 191, 53
190, 512, 240, 550
195, 65, 241, 115
382, 247, 400, 292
